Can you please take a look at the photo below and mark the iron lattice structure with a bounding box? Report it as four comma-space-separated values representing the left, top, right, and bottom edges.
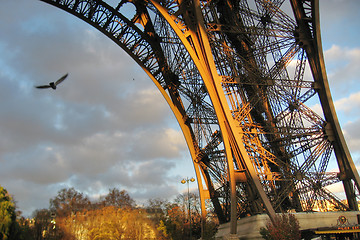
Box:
39, 0, 360, 234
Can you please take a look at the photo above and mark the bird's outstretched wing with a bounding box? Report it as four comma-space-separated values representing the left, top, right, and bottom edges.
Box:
35, 85, 51, 89
55, 73, 68, 86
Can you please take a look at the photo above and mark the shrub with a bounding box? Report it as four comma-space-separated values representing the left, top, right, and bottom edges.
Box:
260, 213, 301, 240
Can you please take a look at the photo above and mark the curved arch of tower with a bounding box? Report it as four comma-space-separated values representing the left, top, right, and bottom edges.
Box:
38, 0, 360, 236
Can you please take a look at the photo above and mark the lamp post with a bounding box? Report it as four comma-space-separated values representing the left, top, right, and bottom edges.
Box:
181, 177, 195, 239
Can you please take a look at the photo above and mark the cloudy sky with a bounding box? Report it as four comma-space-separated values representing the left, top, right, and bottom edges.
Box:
0, 0, 359, 217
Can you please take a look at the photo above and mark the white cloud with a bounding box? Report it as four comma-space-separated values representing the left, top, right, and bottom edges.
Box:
343, 119, 360, 153
324, 45, 360, 96
335, 91, 360, 116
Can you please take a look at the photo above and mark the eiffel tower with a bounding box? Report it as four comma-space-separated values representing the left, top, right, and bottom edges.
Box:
38, 0, 360, 236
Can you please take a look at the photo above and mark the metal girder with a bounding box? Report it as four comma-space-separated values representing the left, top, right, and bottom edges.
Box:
37, 0, 360, 236
290, 0, 360, 211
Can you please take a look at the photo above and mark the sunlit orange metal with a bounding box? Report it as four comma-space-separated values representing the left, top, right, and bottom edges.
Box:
149, 0, 277, 233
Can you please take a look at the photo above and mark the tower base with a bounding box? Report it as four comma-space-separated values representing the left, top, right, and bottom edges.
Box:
216, 211, 360, 239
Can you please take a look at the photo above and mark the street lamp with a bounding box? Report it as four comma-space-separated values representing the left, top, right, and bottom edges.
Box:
181, 177, 195, 239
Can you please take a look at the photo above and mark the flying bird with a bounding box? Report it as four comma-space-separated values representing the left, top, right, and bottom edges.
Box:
35, 73, 68, 90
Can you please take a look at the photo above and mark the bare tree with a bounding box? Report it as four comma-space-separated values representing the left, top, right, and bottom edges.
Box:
49, 188, 90, 217
100, 188, 135, 209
